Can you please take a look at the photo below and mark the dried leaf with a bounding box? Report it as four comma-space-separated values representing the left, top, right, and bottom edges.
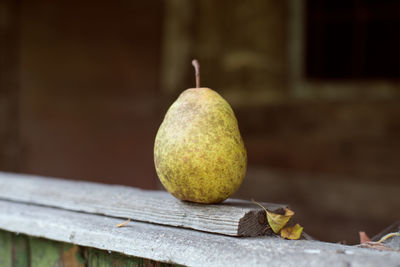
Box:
281, 224, 304, 240
359, 231, 371, 243
267, 208, 295, 234
252, 200, 295, 234
359, 241, 396, 251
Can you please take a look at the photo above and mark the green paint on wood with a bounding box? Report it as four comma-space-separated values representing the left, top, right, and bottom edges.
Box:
72, 246, 86, 265
86, 248, 135, 267
11, 234, 29, 267
0, 231, 12, 267
62, 244, 85, 267
0, 231, 184, 267
85, 248, 184, 267
29, 237, 61, 267
62, 243, 73, 252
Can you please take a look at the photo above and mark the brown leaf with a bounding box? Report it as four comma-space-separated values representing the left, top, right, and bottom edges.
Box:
252, 200, 295, 234
359, 241, 396, 251
281, 224, 304, 240
359, 231, 371, 244
266, 208, 295, 234
268, 208, 294, 234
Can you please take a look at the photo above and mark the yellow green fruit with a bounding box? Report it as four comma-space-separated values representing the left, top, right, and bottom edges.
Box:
154, 87, 247, 204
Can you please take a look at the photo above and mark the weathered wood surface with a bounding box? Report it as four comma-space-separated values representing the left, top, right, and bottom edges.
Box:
0, 231, 12, 266
0, 230, 181, 267
1, 200, 400, 267
0, 171, 286, 236
237, 167, 400, 242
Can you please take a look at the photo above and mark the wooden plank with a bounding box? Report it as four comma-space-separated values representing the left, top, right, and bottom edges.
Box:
0, 172, 286, 236
0, 231, 177, 267
0, 231, 12, 267
85, 247, 181, 267
11, 234, 29, 267
86, 248, 130, 267
236, 167, 400, 243
29, 237, 62, 267
0, 200, 399, 267
61, 244, 85, 267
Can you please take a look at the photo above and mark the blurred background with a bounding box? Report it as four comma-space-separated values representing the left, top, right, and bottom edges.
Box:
1, 0, 399, 243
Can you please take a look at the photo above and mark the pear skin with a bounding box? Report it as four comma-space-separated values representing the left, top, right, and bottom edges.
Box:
154, 86, 247, 204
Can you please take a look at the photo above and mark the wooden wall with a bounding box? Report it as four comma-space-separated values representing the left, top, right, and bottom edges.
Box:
0, 0, 399, 243
161, 0, 400, 243
0, 0, 20, 172
17, 1, 164, 188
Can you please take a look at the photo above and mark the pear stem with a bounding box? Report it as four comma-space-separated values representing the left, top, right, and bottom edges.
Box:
192, 59, 200, 88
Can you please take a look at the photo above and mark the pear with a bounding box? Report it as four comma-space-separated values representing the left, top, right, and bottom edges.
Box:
154, 60, 247, 204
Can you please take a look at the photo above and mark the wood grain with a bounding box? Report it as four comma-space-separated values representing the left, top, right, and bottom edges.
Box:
0, 231, 12, 267
237, 167, 400, 243
1, 231, 181, 267
0, 172, 286, 236
1, 200, 399, 267
29, 237, 62, 267
11, 234, 29, 267
85, 247, 182, 267
61, 245, 85, 267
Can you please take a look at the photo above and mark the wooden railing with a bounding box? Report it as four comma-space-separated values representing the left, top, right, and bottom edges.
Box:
0, 172, 399, 267
0, 231, 180, 267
